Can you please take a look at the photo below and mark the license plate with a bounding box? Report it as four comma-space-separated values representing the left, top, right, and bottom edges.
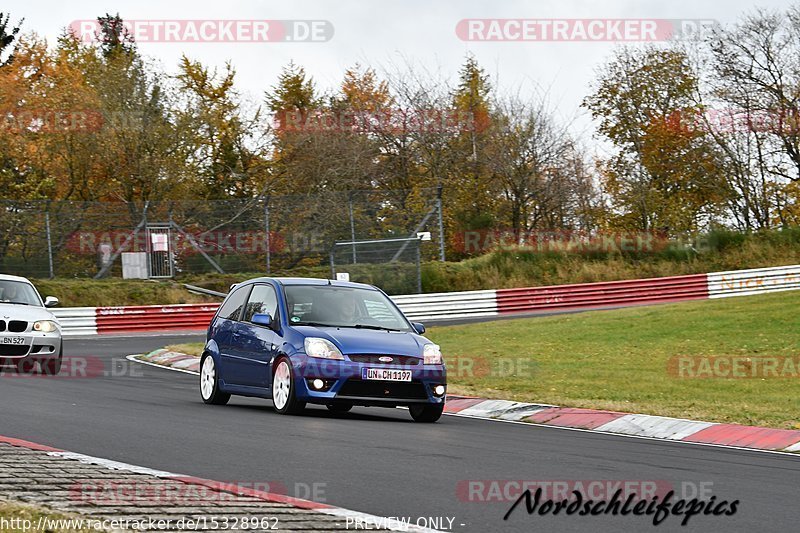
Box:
362, 368, 412, 382
1, 337, 25, 345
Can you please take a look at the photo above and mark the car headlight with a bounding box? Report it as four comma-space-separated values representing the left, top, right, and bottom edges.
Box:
33, 320, 59, 333
423, 343, 442, 365
304, 338, 344, 360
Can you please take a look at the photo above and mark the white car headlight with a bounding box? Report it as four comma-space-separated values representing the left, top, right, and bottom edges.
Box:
33, 320, 59, 333
304, 338, 344, 360
423, 343, 442, 365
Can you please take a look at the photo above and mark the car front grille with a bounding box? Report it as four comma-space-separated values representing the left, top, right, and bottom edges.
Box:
347, 354, 420, 366
0, 320, 28, 333
9, 321, 27, 333
0, 344, 30, 357
337, 379, 428, 400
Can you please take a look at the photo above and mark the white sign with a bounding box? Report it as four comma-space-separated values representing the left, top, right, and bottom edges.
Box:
417, 231, 432, 241
336, 273, 350, 282
151, 233, 169, 252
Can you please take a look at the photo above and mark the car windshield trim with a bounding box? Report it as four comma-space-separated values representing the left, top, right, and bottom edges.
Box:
294, 322, 404, 332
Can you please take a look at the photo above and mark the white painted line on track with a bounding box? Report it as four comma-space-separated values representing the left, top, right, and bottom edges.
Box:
126, 352, 800, 459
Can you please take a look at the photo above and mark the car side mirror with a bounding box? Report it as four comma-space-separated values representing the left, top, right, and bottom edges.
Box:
412, 322, 425, 334
44, 296, 59, 308
251, 313, 273, 328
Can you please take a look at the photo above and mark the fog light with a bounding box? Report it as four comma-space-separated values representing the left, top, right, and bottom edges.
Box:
312, 379, 325, 390
433, 384, 446, 396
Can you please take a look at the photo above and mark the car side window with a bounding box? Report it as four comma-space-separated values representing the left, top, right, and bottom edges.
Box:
217, 286, 249, 321
243, 284, 279, 323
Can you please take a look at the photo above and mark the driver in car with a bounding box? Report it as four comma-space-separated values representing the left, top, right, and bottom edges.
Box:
0, 284, 18, 303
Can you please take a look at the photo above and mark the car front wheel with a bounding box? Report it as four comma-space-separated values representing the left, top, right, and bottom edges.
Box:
200, 354, 230, 405
409, 404, 444, 423
272, 358, 305, 415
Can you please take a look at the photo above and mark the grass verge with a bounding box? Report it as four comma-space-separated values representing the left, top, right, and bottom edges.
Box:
164, 344, 203, 357
430, 290, 800, 429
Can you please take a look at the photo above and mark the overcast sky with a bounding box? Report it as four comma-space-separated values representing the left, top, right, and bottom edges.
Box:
5, 0, 796, 150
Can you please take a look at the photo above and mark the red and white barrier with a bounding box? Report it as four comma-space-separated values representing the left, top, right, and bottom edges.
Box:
53, 263, 800, 336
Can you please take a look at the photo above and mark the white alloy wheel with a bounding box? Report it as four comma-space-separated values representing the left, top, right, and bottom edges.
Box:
200, 356, 216, 400
272, 360, 291, 410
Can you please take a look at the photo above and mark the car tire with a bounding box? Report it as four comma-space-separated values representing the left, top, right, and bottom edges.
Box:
409, 404, 444, 423
326, 403, 353, 413
272, 357, 305, 415
40, 349, 63, 376
200, 354, 230, 405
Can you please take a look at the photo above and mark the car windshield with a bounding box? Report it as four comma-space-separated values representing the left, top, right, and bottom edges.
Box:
0, 280, 42, 306
284, 285, 412, 332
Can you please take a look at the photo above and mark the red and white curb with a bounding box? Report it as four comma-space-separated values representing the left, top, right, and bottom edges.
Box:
444, 397, 800, 455
129, 351, 800, 457
0, 435, 442, 533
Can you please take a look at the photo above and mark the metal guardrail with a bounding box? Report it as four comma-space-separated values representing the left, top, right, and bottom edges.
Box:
51, 264, 800, 335
495, 274, 709, 314
183, 284, 228, 298
391, 290, 498, 321
708, 264, 800, 298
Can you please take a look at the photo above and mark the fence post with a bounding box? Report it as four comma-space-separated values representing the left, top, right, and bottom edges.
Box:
45, 208, 54, 279
265, 201, 271, 275
348, 192, 357, 263
437, 185, 445, 262
415, 241, 422, 294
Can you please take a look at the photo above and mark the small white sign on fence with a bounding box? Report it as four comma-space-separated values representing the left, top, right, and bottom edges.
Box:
336, 272, 350, 282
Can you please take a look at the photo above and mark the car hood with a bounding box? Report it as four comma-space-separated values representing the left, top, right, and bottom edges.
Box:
295, 326, 428, 356
0, 303, 55, 322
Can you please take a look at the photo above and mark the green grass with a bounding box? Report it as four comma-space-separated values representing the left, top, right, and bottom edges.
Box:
164, 343, 203, 357
0, 501, 95, 532
31, 278, 215, 308
428, 291, 800, 429
162, 291, 800, 429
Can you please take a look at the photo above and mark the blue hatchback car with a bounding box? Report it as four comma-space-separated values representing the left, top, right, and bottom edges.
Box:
199, 277, 447, 422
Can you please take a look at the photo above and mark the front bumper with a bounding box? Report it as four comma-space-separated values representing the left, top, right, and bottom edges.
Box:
0, 329, 62, 361
292, 354, 447, 407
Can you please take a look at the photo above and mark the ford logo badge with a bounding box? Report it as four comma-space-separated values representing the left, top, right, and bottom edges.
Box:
378, 356, 394, 363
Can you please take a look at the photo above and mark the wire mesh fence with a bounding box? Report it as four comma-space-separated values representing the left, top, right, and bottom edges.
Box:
0, 189, 444, 283
331, 237, 424, 294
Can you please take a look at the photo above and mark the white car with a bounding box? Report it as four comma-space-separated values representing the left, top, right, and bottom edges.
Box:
0, 274, 62, 375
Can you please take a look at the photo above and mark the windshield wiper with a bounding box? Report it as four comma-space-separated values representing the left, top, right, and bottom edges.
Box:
295, 321, 340, 327
1, 301, 29, 306
349, 324, 404, 332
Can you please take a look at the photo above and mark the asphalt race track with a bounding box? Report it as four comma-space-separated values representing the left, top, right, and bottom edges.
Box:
2, 334, 799, 532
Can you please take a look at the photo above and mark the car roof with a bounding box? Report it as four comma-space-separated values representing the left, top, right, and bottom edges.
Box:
243, 277, 378, 290
0, 274, 34, 284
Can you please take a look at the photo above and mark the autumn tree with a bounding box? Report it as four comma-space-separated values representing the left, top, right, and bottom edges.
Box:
584, 47, 727, 233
